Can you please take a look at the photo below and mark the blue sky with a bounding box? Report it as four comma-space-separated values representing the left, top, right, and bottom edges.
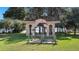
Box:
0, 7, 9, 20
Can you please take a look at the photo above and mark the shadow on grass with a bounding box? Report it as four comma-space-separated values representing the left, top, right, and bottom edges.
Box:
57, 37, 71, 40
1, 33, 79, 44
56, 33, 79, 40
0, 34, 9, 38
4, 33, 28, 44
71, 35, 79, 39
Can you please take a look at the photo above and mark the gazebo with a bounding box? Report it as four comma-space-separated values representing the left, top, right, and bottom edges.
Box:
26, 19, 60, 44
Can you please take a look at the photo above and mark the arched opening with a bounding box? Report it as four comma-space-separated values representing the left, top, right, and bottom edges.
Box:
49, 25, 52, 35
29, 25, 32, 35
35, 23, 46, 36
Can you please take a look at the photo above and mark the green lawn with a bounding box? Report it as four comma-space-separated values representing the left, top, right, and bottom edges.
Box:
0, 33, 79, 51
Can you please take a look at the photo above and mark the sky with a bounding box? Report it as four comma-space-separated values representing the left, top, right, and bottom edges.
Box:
0, 7, 9, 20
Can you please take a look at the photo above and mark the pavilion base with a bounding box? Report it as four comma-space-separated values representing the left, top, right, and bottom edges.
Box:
28, 39, 57, 44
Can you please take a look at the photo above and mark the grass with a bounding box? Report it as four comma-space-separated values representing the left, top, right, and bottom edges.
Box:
0, 33, 79, 51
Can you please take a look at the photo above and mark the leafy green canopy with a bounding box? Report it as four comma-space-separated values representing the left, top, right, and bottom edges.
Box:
0, 18, 26, 33
4, 7, 66, 20
3, 7, 25, 20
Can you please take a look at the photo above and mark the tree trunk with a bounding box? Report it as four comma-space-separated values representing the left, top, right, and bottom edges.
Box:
74, 27, 76, 36
64, 28, 67, 36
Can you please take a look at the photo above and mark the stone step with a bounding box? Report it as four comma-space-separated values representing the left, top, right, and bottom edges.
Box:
29, 39, 55, 44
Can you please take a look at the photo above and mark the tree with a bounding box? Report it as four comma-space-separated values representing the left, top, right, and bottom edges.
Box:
65, 7, 79, 35
13, 20, 26, 33
3, 7, 25, 20
24, 7, 44, 20
3, 18, 14, 30
65, 20, 77, 35
1, 18, 26, 33
0, 20, 4, 29
65, 8, 77, 35
48, 7, 68, 33
57, 8, 74, 34
24, 7, 67, 20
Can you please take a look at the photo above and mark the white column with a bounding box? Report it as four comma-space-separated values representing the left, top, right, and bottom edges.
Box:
26, 25, 29, 36
32, 29, 35, 36
46, 25, 49, 36
31, 24, 36, 36
52, 23, 56, 41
